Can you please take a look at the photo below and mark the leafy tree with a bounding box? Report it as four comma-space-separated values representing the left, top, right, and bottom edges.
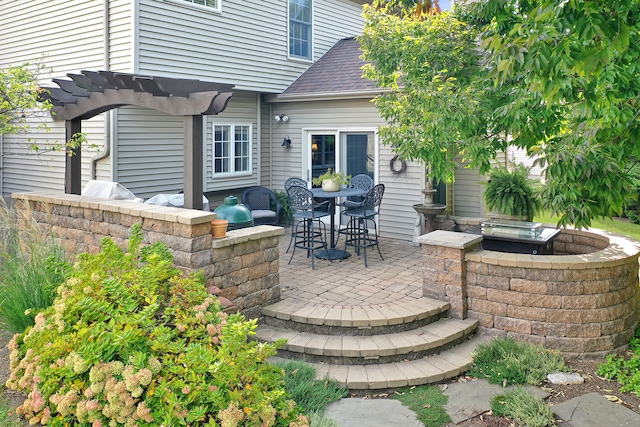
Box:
1, 62, 90, 154
0, 62, 51, 136
362, 1, 640, 229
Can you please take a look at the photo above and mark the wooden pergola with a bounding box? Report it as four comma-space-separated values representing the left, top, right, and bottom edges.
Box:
40, 70, 234, 210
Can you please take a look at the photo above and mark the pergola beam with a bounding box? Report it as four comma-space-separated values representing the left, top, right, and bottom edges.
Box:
42, 71, 234, 210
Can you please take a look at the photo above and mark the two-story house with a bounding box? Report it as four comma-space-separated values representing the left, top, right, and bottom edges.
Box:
0, 0, 491, 241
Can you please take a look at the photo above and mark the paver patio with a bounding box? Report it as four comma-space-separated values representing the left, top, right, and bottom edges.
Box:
278, 232, 424, 308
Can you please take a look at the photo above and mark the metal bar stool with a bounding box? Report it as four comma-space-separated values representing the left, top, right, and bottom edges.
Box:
339, 183, 385, 268
286, 185, 333, 269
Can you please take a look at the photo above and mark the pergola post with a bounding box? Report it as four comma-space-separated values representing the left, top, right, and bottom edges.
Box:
65, 118, 82, 194
43, 71, 232, 206
184, 115, 204, 210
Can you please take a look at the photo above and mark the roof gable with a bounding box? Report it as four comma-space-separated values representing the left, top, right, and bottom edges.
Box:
281, 37, 378, 98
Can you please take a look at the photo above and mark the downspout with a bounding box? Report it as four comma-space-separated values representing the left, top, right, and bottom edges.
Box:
269, 103, 273, 189
256, 94, 261, 186
91, 0, 111, 180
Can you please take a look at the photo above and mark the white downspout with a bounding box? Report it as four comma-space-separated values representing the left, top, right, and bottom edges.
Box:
269, 103, 273, 189
90, 0, 111, 180
256, 94, 261, 186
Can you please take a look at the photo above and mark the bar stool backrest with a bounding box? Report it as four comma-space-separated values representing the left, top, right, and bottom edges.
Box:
364, 183, 385, 212
285, 177, 307, 191
348, 174, 374, 192
286, 185, 315, 211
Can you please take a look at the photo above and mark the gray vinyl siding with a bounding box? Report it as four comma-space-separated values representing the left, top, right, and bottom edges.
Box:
113, 92, 260, 198
0, 117, 107, 198
204, 92, 261, 192
0, 0, 108, 198
452, 165, 486, 218
263, 99, 425, 242
113, 107, 184, 198
135, 0, 364, 91
109, 0, 136, 72
508, 146, 544, 181
452, 153, 507, 217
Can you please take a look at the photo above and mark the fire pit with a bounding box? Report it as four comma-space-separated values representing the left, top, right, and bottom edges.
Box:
465, 219, 561, 255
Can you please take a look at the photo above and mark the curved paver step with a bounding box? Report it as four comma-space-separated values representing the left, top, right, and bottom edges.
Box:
270, 334, 492, 390
261, 297, 450, 335
256, 318, 478, 364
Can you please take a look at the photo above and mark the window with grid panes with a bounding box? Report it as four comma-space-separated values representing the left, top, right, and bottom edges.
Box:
213, 124, 251, 176
289, 0, 312, 60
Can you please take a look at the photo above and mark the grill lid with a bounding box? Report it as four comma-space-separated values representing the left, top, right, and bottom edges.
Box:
214, 196, 254, 229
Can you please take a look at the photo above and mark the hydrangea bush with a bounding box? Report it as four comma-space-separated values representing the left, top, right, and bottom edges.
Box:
6, 224, 308, 427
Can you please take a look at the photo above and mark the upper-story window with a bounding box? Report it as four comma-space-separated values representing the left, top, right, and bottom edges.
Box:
289, 0, 312, 60
213, 124, 251, 176
180, 0, 220, 11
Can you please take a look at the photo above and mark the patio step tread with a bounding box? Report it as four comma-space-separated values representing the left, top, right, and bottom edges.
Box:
269, 334, 492, 390
256, 317, 478, 358
262, 297, 449, 327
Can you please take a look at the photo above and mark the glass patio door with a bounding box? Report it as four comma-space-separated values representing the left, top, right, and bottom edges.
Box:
340, 132, 375, 180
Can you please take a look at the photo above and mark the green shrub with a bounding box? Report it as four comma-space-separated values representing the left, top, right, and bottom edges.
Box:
597, 325, 640, 394
0, 199, 70, 333
468, 338, 568, 386
483, 165, 541, 220
491, 387, 554, 427
392, 385, 450, 427
7, 224, 309, 427
274, 360, 347, 414
274, 190, 293, 225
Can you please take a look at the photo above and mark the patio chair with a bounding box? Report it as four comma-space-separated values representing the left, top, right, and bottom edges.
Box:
241, 186, 282, 225
286, 185, 333, 269
341, 174, 374, 203
285, 177, 307, 191
338, 183, 385, 268
335, 174, 374, 241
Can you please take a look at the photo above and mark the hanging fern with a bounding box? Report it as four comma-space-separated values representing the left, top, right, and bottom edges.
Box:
483, 165, 541, 221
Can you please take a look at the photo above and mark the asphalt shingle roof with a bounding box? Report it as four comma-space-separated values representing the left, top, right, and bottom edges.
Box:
281, 37, 378, 96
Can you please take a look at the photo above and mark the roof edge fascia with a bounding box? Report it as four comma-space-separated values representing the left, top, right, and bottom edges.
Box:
267, 89, 386, 103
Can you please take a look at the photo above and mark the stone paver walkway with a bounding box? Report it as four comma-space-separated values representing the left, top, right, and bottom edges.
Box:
278, 232, 424, 309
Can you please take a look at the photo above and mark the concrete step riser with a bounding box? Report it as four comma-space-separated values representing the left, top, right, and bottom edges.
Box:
261, 310, 448, 336
269, 335, 493, 390
273, 334, 472, 365
256, 318, 479, 364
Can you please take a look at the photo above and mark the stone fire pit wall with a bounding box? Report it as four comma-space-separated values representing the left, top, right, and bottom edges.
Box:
417, 229, 640, 358
12, 192, 283, 320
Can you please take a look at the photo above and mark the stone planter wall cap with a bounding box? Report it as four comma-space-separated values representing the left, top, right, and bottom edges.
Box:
416, 230, 482, 249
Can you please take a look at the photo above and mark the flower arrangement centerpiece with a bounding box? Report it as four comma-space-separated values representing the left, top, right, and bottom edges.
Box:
312, 168, 351, 192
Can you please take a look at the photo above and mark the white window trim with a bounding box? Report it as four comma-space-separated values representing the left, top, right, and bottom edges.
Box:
287, 0, 314, 62
211, 123, 253, 178
160, 0, 222, 14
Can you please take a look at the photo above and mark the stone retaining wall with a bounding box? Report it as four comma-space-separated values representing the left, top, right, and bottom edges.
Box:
417, 229, 640, 358
12, 192, 283, 319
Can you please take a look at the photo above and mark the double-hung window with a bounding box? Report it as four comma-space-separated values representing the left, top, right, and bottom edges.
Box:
213, 124, 251, 176
289, 0, 312, 60
180, 0, 219, 10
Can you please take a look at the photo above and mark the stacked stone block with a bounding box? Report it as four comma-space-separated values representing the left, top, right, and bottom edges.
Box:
417, 231, 483, 320
418, 229, 640, 358
13, 192, 283, 320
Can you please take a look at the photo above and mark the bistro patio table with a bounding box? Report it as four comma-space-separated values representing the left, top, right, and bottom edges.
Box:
310, 187, 365, 260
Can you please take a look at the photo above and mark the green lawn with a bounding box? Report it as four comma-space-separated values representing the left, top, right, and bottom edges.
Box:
534, 211, 640, 242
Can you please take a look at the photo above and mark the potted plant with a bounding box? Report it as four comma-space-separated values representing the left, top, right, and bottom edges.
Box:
483, 165, 541, 221
312, 168, 351, 192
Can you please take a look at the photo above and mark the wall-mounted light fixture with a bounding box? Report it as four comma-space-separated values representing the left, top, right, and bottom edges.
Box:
281, 135, 292, 147
274, 114, 289, 122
